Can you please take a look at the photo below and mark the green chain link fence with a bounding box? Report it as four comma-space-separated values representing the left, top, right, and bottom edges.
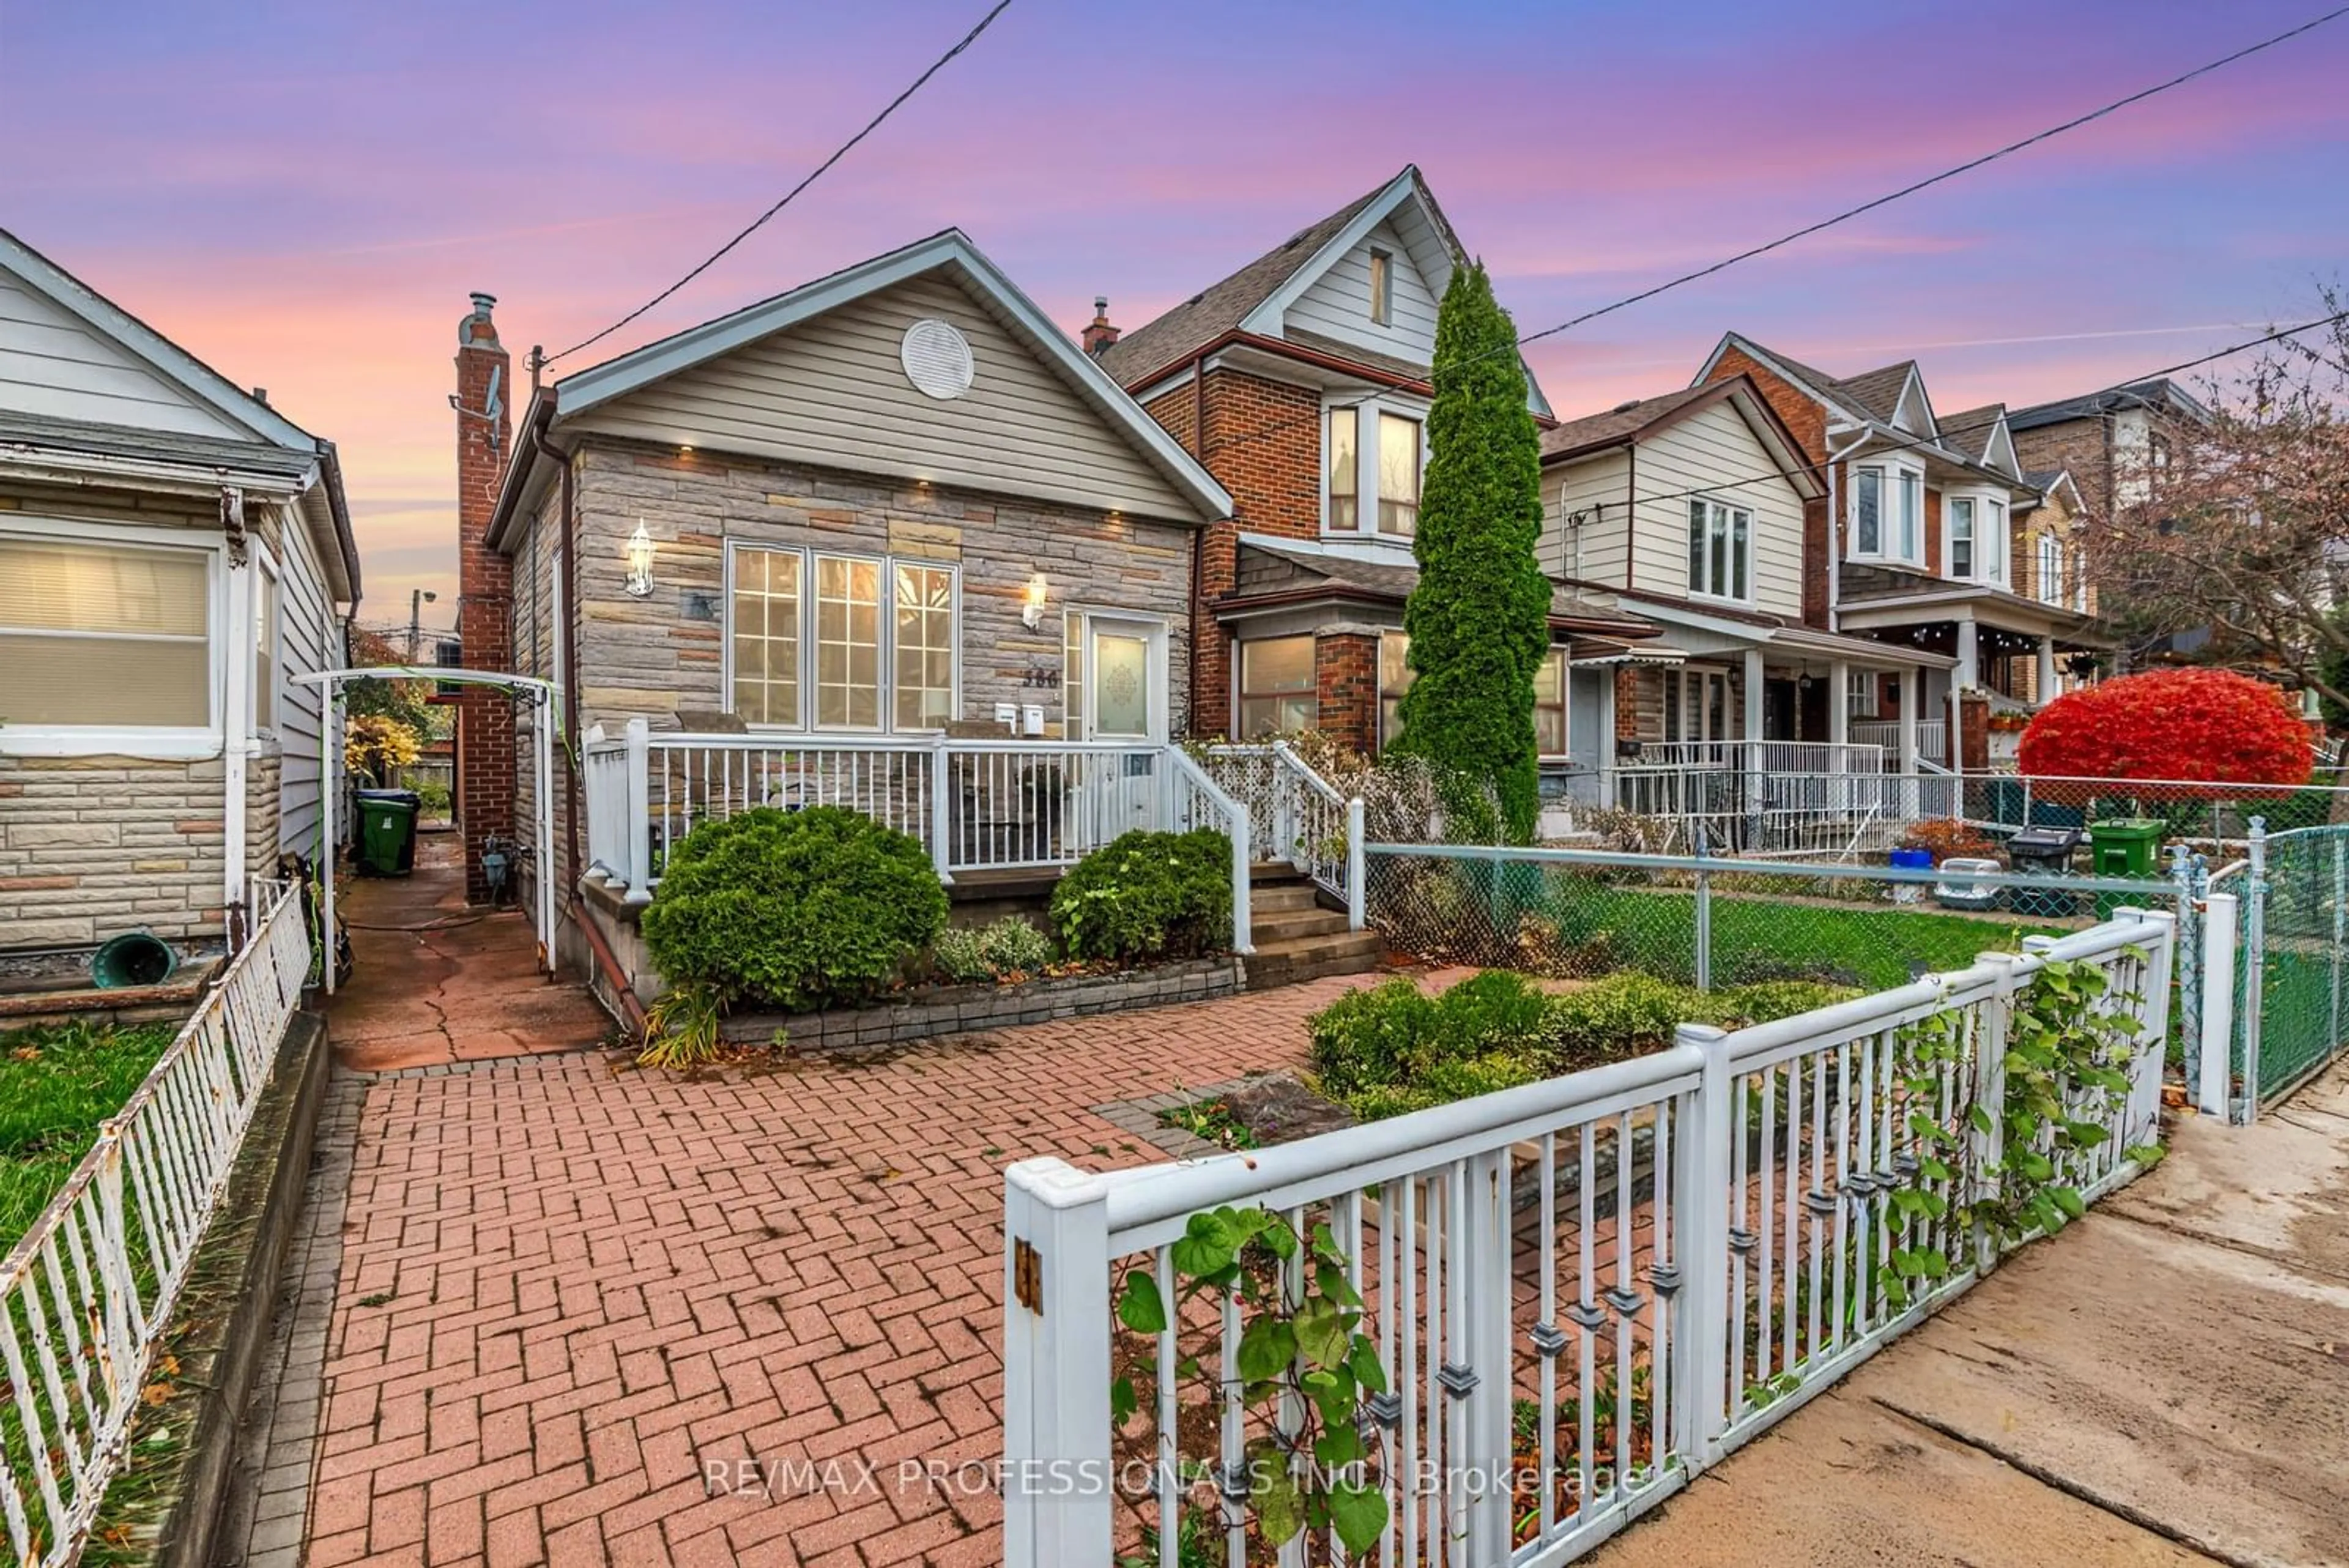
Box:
2231, 824, 2349, 1117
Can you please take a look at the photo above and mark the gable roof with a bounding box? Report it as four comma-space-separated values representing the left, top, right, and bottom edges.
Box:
1935, 403, 2002, 453
2006, 377, 2216, 431
1834, 361, 1919, 423
490, 229, 1232, 550
0, 228, 358, 600
1540, 374, 1826, 499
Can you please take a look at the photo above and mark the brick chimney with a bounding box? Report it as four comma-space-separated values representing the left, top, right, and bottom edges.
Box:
453, 292, 514, 904
1081, 296, 1119, 357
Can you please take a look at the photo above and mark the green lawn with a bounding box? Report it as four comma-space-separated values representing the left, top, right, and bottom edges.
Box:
0, 1019, 176, 1249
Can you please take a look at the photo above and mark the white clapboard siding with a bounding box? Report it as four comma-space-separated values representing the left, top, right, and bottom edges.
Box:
273, 499, 337, 857
1283, 220, 1441, 366
1626, 399, 1807, 618
0, 273, 245, 437
569, 273, 1199, 523
1543, 448, 1632, 585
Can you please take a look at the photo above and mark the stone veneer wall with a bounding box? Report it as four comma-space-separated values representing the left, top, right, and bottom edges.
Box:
0, 755, 233, 948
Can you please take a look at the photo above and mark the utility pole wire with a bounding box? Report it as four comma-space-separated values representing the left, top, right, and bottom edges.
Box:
547, 0, 1017, 365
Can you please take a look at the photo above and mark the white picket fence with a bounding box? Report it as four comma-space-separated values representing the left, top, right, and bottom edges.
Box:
1003, 905, 2173, 1566
0, 879, 311, 1567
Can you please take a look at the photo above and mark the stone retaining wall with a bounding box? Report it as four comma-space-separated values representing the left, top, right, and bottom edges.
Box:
718, 954, 1242, 1051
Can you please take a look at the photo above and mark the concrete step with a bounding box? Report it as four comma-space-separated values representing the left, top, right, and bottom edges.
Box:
1252, 907, 1353, 943
1249, 860, 1310, 885
1244, 929, 1384, 992
1250, 881, 1324, 913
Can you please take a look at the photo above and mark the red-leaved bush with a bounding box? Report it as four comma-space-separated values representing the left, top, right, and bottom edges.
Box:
2017, 669, 2312, 792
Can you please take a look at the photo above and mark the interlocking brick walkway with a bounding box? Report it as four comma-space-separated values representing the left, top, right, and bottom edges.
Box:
253, 965, 1389, 1566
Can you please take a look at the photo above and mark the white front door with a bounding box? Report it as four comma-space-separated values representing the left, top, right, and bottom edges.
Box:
1082, 617, 1167, 843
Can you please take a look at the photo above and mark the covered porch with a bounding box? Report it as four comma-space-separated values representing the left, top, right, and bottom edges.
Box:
1837, 578, 2113, 762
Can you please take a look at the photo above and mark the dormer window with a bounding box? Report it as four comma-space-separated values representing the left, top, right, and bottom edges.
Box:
1852, 461, 1923, 565
1368, 249, 1393, 326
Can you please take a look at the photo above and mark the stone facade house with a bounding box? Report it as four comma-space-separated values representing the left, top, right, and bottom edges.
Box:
1692, 333, 2114, 764
1093, 166, 1655, 763
1532, 375, 1950, 792
0, 228, 358, 960
464, 231, 1230, 965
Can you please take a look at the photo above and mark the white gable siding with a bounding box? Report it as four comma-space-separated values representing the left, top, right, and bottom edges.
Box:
1625, 400, 1806, 617
567, 273, 1199, 523
1542, 449, 1631, 585
0, 272, 245, 437
272, 496, 336, 856
1283, 221, 1441, 366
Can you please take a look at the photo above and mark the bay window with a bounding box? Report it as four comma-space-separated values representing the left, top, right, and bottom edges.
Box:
1534, 647, 1568, 758
2038, 535, 2068, 607
1854, 467, 1882, 555
1852, 463, 1921, 564
1896, 470, 1923, 561
1326, 407, 1358, 531
1982, 499, 2005, 585
1237, 635, 1316, 738
1686, 498, 1752, 600
1323, 398, 1426, 540
725, 543, 960, 732
1949, 496, 1976, 579
0, 534, 212, 730
1377, 412, 1420, 535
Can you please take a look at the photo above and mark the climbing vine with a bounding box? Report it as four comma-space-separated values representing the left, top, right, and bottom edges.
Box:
1110, 1205, 1389, 1562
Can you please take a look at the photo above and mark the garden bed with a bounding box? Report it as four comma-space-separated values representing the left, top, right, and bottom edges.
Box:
716, 954, 1244, 1052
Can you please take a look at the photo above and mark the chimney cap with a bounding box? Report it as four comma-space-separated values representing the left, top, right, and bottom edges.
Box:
470, 292, 497, 313
1093, 295, 1108, 315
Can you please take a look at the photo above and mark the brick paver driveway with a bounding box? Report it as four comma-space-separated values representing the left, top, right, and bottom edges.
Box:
258, 975, 1384, 1567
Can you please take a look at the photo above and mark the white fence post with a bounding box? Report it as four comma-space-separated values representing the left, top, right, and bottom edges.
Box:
1972, 953, 2022, 1276
1674, 1022, 1733, 1470
622, 717, 653, 905
930, 739, 955, 885
1230, 806, 1253, 956
2118, 907, 2176, 1151
1001, 1157, 1113, 1566
1460, 1146, 1514, 1559
1345, 797, 1367, 932
2241, 818, 2269, 1123
2199, 892, 2238, 1118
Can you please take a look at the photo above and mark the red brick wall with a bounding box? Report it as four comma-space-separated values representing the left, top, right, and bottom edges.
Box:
453, 298, 514, 903
1702, 347, 1832, 627
1615, 669, 1640, 739
1924, 487, 1943, 577
1314, 633, 1378, 753
1958, 691, 1991, 773
1140, 366, 1322, 737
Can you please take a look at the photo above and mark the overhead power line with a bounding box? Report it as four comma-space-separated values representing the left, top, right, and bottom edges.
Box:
1203, 4, 2349, 463
546, 0, 1017, 365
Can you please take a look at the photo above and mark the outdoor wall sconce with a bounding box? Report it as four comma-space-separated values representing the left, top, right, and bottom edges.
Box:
1021, 572, 1050, 630
625, 521, 656, 598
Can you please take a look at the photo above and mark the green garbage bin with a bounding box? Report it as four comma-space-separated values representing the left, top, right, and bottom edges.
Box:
355, 789, 420, 877
2087, 817, 2165, 879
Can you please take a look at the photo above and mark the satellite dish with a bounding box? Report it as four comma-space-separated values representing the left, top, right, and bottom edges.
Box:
901, 319, 974, 400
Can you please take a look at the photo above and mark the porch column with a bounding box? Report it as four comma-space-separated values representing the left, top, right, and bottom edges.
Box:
1955, 620, 1980, 688
2036, 636, 2058, 702
1897, 668, 1920, 772
1951, 620, 1978, 776
1828, 660, 1851, 750
1741, 648, 1764, 746
1742, 648, 1765, 849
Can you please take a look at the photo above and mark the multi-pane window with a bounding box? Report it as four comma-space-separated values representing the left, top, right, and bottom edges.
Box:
0, 536, 210, 727
1368, 249, 1393, 326
1854, 467, 1882, 555
1686, 498, 1752, 600
1378, 631, 1413, 751
1326, 407, 1359, 531
730, 547, 803, 726
1534, 647, 1568, 758
892, 563, 955, 730
255, 564, 280, 730
728, 546, 958, 732
1847, 669, 1880, 718
1854, 465, 1921, 562
1896, 470, 1923, 561
1981, 499, 2005, 584
1237, 635, 1316, 738
1378, 412, 1420, 535
1950, 497, 1976, 578
2038, 535, 2066, 607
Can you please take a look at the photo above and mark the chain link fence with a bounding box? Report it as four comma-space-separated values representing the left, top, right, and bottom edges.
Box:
1969, 773, 2349, 848
2228, 824, 2349, 1118
1365, 842, 2186, 1001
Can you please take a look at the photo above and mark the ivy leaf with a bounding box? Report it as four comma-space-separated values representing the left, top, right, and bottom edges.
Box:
1171, 1213, 1237, 1277
1968, 1104, 1996, 1137
1110, 1375, 1138, 1424
1316, 1260, 1365, 1309
1294, 1299, 1351, 1369
2124, 1143, 2167, 1167
1253, 1471, 1305, 1545
1315, 1422, 1363, 1468
1118, 1272, 1168, 1336
1329, 1480, 1389, 1555
1348, 1337, 1389, 1395
1918, 1156, 1952, 1183
2013, 1149, 2055, 1183
2049, 1185, 2087, 1221
1236, 1315, 1299, 1383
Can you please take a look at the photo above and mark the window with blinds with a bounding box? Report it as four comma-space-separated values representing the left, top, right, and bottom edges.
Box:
0, 536, 211, 727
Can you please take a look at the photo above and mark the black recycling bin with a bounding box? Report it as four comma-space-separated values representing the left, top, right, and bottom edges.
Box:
2005, 827, 2082, 918
354, 789, 421, 876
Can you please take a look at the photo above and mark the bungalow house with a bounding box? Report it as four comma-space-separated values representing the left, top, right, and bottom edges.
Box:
461, 231, 1256, 984
0, 228, 358, 964
1093, 166, 1658, 767
1533, 374, 1953, 808
1693, 334, 2115, 766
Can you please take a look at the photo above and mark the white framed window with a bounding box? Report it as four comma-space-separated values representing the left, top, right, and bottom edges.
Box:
1896, 469, 1923, 562
1377, 630, 1412, 752
1850, 462, 1921, 564
1377, 412, 1420, 536
1685, 498, 1752, 601
1847, 669, 1880, 718
1368, 248, 1393, 326
1982, 498, 2006, 585
1534, 646, 1569, 759
1237, 634, 1316, 738
1326, 407, 1359, 531
0, 528, 218, 751
1948, 496, 1976, 579
1854, 467, 1882, 555
724, 543, 959, 733
254, 559, 280, 732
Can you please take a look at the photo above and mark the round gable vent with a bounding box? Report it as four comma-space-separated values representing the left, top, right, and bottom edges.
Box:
900, 318, 974, 400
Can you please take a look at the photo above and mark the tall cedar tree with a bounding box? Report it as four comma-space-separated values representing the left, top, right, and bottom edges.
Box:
1394, 261, 1553, 841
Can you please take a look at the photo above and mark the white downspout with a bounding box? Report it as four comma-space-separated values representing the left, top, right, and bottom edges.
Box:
221, 492, 253, 938
1824, 424, 1872, 634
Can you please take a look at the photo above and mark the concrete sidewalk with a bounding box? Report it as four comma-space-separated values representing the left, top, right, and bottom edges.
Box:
1593, 1062, 2349, 1568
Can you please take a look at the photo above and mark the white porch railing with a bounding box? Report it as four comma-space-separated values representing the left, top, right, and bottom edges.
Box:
582, 721, 1255, 951
1200, 743, 1367, 929
1002, 904, 2173, 1564
1601, 768, 1962, 858
0, 880, 311, 1568
1851, 720, 1949, 764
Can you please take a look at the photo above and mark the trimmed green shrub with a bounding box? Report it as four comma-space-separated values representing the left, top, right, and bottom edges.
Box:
1714, 979, 1859, 1027
1050, 829, 1233, 964
932, 916, 1056, 983
640, 806, 947, 1010
1543, 973, 1710, 1071
1308, 972, 1552, 1118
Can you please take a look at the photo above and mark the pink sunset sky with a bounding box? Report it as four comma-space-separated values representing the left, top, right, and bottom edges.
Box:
3, 0, 2343, 633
